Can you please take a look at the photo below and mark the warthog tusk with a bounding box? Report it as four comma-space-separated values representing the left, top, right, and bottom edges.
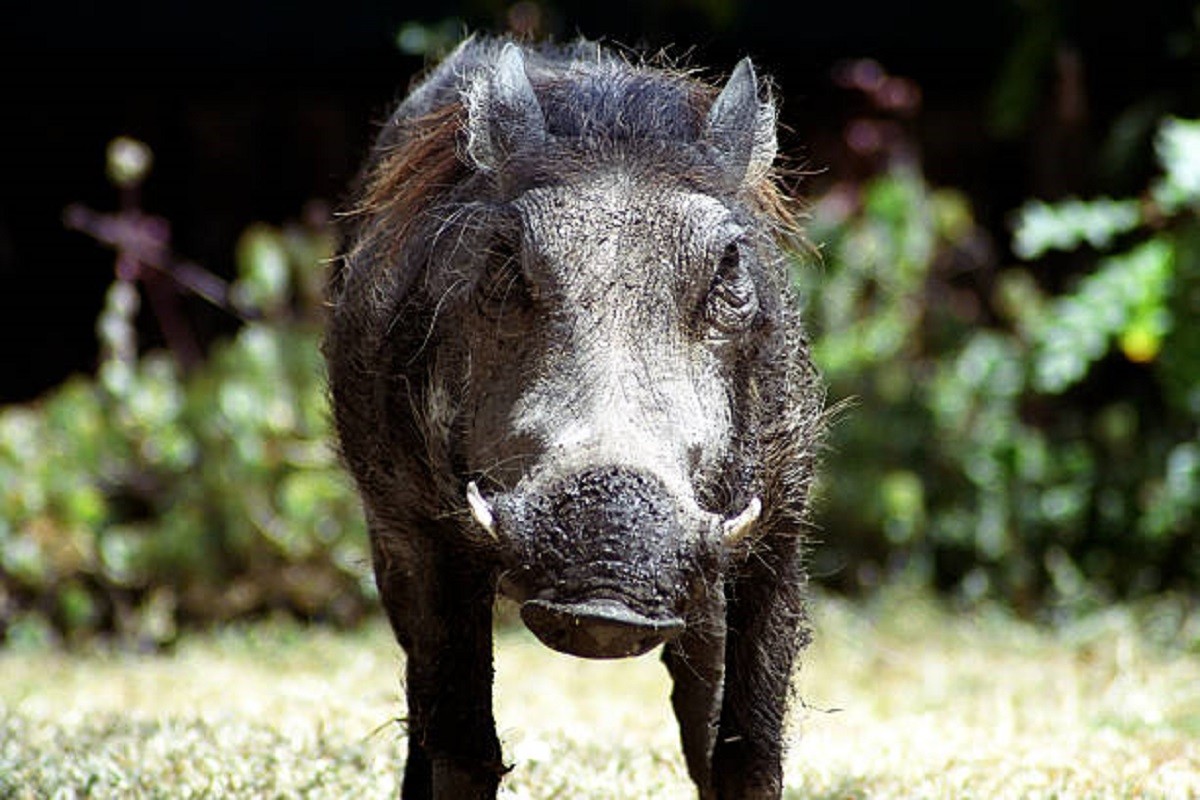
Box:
722, 496, 762, 547
466, 481, 499, 540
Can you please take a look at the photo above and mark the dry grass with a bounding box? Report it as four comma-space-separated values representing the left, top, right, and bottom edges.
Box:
2, 588, 1198, 798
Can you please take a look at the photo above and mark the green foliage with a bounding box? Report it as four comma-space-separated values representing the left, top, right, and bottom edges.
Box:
0, 220, 370, 646
805, 117, 1200, 611
6, 105, 1200, 644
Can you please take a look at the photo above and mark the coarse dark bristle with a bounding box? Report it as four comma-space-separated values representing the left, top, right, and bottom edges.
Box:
348, 38, 803, 256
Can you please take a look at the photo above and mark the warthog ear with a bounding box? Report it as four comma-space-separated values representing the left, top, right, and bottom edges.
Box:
466, 43, 546, 171
705, 58, 778, 190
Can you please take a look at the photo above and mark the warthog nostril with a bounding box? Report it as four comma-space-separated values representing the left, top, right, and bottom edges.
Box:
520, 597, 685, 659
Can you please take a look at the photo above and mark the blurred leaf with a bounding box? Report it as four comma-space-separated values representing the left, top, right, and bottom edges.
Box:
1140, 441, 1200, 541
99, 525, 153, 587
2, 532, 49, 587
396, 18, 464, 58
233, 226, 291, 315
105, 137, 153, 188
57, 581, 98, 631
1012, 197, 1142, 259
1154, 117, 1200, 212
881, 470, 926, 544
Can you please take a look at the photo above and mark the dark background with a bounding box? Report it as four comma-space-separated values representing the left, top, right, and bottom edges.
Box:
1, 1, 1195, 403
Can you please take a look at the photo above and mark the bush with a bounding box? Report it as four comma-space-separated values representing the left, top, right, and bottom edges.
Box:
0, 180, 371, 647
804, 117, 1200, 614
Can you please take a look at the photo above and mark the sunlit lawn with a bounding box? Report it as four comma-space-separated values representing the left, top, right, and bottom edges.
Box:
3, 588, 1198, 798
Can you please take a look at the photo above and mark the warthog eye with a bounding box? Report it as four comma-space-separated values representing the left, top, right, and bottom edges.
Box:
704, 241, 759, 334
476, 232, 532, 319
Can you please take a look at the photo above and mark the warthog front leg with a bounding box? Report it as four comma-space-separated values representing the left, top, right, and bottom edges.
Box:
373, 530, 504, 800
712, 544, 808, 799
663, 581, 727, 800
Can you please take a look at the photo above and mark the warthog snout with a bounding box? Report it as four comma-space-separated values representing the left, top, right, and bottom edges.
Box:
466, 467, 707, 657
463, 466, 763, 658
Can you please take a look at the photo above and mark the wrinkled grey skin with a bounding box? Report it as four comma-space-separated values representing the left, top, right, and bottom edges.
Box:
325, 37, 824, 800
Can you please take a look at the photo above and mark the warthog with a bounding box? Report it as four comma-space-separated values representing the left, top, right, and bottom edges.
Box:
324, 35, 825, 799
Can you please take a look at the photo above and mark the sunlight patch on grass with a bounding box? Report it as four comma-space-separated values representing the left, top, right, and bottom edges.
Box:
788, 588, 1200, 799
2, 591, 1198, 798
0, 624, 406, 798
493, 626, 692, 799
